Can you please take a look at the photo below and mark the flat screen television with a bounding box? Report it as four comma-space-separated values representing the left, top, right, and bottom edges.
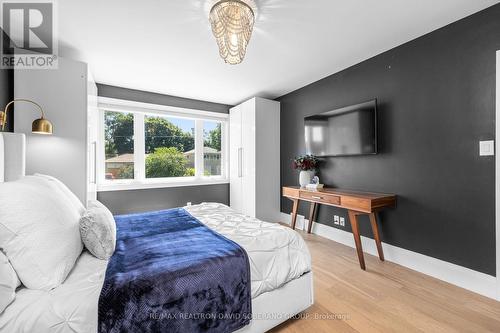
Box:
304, 100, 377, 157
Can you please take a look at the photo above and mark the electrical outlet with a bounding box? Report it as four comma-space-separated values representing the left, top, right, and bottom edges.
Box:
334, 215, 340, 225
339, 217, 345, 227
187, 202, 192, 206
479, 140, 495, 156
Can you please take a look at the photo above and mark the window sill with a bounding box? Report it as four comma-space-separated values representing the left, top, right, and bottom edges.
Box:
97, 178, 229, 192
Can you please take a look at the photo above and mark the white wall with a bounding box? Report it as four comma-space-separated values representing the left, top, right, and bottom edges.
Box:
14, 57, 89, 203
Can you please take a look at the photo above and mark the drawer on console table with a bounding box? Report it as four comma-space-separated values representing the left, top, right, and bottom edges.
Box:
299, 191, 341, 205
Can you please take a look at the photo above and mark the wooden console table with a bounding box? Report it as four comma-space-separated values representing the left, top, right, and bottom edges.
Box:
283, 186, 396, 270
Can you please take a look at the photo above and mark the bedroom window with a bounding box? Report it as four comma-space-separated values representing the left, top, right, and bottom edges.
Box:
97, 98, 228, 191
104, 111, 135, 180
203, 121, 222, 176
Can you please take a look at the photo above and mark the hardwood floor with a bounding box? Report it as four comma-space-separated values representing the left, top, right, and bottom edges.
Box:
269, 232, 500, 333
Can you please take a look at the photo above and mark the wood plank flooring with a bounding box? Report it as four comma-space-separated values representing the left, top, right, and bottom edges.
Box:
269, 232, 500, 333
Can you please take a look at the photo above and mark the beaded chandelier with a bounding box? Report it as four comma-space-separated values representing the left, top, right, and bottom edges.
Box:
209, 0, 255, 65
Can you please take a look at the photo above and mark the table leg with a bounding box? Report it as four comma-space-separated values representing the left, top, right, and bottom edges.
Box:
369, 213, 385, 261
307, 202, 317, 234
348, 210, 366, 270
290, 199, 299, 230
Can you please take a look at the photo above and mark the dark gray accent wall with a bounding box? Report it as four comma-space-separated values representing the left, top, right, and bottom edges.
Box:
0, 30, 13, 131
0, 68, 13, 131
277, 4, 500, 276
96, 84, 231, 214
97, 84, 231, 114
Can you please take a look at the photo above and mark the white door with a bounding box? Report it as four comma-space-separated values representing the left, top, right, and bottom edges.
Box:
495, 50, 500, 300
230, 106, 243, 213
241, 99, 256, 217
87, 71, 98, 204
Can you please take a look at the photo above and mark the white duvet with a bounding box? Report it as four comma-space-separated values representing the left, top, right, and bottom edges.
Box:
185, 203, 311, 298
0, 203, 311, 333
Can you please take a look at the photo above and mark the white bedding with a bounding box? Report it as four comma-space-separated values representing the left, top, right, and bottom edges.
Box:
0, 203, 311, 333
185, 203, 311, 298
0, 252, 107, 333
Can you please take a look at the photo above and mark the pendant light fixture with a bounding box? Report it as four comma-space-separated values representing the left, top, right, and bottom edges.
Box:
209, 0, 255, 65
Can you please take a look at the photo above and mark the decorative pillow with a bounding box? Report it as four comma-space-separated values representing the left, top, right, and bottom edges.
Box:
0, 176, 83, 290
80, 200, 116, 260
34, 173, 86, 216
0, 251, 19, 313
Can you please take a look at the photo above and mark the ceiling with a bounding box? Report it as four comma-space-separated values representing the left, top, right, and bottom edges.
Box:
59, 0, 499, 106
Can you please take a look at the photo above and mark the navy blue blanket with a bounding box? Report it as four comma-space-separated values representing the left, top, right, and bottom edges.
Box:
98, 208, 252, 333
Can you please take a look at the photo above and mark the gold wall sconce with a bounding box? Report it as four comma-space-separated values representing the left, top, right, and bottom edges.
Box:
0, 99, 53, 134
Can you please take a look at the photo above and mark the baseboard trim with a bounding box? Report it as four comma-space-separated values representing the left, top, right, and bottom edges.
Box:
280, 212, 498, 300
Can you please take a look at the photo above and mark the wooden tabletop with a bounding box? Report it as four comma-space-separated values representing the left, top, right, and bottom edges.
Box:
284, 186, 395, 199
282, 186, 396, 213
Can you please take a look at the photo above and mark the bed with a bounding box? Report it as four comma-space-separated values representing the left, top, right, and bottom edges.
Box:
0, 133, 313, 333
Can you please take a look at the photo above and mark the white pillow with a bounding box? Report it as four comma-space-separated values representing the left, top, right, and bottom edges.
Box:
0, 176, 83, 290
0, 251, 19, 313
33, 173, 85, 216
80, 200, 116, 260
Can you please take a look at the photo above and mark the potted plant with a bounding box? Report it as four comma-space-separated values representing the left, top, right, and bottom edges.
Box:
293, 155, 319, 187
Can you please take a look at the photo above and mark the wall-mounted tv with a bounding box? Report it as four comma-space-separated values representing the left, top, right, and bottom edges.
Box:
304, 99, 377, 157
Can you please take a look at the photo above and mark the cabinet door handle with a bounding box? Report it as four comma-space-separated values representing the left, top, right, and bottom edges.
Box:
92, 142, 97, 184
312, 196, 323, 200
238, 148, 243, 178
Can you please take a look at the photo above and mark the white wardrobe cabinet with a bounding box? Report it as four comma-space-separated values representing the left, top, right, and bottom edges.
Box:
230, 97, 280, 222
14, 56, 98, 205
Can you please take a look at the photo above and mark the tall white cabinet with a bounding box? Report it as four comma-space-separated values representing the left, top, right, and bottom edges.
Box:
14, 56, 98, 205
230, 97, 280, 222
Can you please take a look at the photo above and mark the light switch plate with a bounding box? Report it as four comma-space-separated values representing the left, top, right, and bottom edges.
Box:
479, 140, 495, 156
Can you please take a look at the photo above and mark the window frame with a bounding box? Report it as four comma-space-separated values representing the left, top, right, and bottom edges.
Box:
96, 97, 229, 192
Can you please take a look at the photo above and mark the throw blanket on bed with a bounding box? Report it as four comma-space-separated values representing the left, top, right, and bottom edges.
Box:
98, 208, 252, 333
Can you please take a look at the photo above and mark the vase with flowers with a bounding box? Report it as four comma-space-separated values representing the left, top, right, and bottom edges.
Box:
293, 155, 319, 187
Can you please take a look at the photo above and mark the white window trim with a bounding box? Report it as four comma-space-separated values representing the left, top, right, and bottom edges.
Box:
96, 97, 229, 192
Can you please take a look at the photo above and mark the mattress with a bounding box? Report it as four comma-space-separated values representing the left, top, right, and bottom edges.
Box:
0, 203, 311, 333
